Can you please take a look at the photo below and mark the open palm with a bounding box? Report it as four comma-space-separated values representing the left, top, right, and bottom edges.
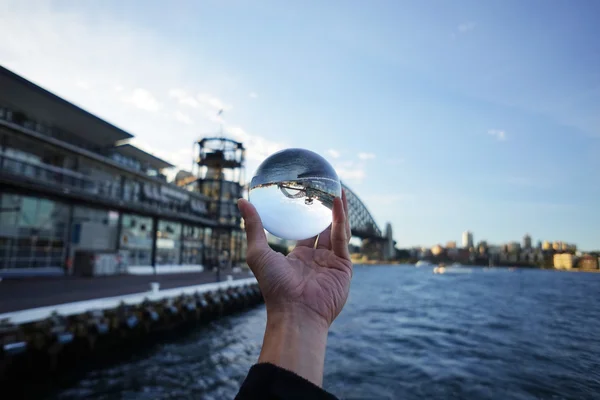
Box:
237, 190, 353, 326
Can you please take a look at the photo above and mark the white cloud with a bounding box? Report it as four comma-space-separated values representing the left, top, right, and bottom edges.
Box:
197, 93, 232, 112
358, 152, 376, 160
249, 92, 258, 99
458, 22, 476, 33
76, 79, 91, 90
174, 110, 193, 125
0, 3, 280, 172
169, 89, 232, 122
227, 125, 285, 163
169, 89, 200, 108
336, 166, 366, 183
334, 160, 367, 183
487, 129, 506, 141
122, 88, 161, 112
326, 149, 341, 159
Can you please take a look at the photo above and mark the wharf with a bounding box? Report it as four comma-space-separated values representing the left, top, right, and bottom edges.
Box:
0, 270, 262, 396
0, 269, 253, 315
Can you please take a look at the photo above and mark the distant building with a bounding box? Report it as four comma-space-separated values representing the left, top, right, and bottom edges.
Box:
525, 251, 544, 264
477, 241, 488, 255
536, 240, 542, 250
577, 255, 599, 270
431, 244, 444, 256
487, 245, 502, 255
508, 242, 521, 253
554, 253, 575, 269
542, 241, 552, 250
462, 231, 473, 248
446, 241, 457, 249
449, 248, 470, 263
523, 234, 532, 250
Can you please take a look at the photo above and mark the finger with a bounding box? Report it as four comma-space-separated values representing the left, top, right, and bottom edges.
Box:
331, 197, 351, 260
237, 199, 271, 267
296, 235, 318, 248
342, 189, 349, 215
342, 189, 351, 239
318, 190, 346, 250
316, 224, 332, 250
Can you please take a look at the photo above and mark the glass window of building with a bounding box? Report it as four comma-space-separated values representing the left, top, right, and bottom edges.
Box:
203, 227, 216, 265
70, 207, 119, 254
230, 230, 245, 263
120, 214, 153, 267
0, 193, 69, 270
182, 225, 204, 265
122, 178, 140, 202
156, 220, 182, 266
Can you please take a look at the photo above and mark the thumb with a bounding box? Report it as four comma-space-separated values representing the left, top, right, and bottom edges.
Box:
237, 198, 271, 267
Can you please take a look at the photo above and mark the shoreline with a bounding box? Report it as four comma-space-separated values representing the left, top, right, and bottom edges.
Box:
353, 262, 600, 273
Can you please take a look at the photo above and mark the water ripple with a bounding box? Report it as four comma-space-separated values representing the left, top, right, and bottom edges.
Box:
53, 266, 600, 399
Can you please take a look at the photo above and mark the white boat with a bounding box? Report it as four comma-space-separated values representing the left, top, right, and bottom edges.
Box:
415, 260, 432, 267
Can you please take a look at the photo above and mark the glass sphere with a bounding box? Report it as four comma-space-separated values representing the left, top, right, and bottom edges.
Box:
249, 148, 341, 241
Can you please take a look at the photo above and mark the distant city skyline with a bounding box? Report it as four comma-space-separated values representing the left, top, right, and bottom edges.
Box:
415, 231, 582, 252
1, 0, 598, 249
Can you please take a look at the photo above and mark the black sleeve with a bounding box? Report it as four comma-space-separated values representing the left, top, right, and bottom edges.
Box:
235, 363, 338, 400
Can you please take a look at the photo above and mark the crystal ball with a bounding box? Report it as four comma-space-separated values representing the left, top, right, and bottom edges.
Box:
249, 148, 341, 241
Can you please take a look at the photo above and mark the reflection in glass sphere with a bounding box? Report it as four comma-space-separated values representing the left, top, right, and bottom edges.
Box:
249, 148, 341, 241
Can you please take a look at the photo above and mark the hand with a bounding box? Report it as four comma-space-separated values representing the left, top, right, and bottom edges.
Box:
237, 190, 353, 386
237, 190, 353, 327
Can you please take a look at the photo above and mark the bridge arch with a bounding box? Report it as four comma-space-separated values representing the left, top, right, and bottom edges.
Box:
342, 183, 382, 240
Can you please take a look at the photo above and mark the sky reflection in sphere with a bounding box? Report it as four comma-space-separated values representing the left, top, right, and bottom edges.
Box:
249, 149, 341, 241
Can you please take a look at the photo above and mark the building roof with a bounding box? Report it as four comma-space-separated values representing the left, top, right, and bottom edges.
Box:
0, 65, 133, 147
114, 143, 174, 170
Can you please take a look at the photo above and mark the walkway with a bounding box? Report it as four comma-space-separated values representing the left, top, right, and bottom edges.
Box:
0, 269, 253, 314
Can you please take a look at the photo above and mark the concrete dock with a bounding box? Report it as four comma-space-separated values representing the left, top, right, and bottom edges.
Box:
0, 271, 263, 398
0, 269, 253, 314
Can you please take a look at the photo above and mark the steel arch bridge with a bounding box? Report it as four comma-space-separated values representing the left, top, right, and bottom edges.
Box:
342, 183, 383, 240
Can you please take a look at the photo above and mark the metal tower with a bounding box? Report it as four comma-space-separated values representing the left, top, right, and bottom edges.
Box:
193, 137, 245, 279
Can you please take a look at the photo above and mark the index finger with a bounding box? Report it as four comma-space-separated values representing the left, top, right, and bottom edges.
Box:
330, 197, 351, 260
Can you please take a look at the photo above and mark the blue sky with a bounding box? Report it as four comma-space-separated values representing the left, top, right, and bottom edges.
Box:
1, 0, 599, 249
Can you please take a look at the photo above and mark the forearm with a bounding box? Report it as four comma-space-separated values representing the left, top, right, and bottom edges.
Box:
258, 305, 329, 386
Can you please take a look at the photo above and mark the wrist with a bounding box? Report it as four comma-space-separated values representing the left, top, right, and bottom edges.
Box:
267, 302, 331, 333
258, 304, 329, 386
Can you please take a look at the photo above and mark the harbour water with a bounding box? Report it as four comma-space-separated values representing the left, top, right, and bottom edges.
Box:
53, 265, 600, 399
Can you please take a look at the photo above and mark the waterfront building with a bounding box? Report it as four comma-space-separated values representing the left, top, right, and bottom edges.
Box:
431, 244, 444, 256
577, 255, 599, 270
462, 231, 473, 248
542, 241, 552, 251
0, 66, 244, 277
553, 253, 575, 269
446, 241, 457, 249
523, 234, 532, 250
507, 242, 521, 253
524, 251, 544, 264
487, 245, 502, 255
